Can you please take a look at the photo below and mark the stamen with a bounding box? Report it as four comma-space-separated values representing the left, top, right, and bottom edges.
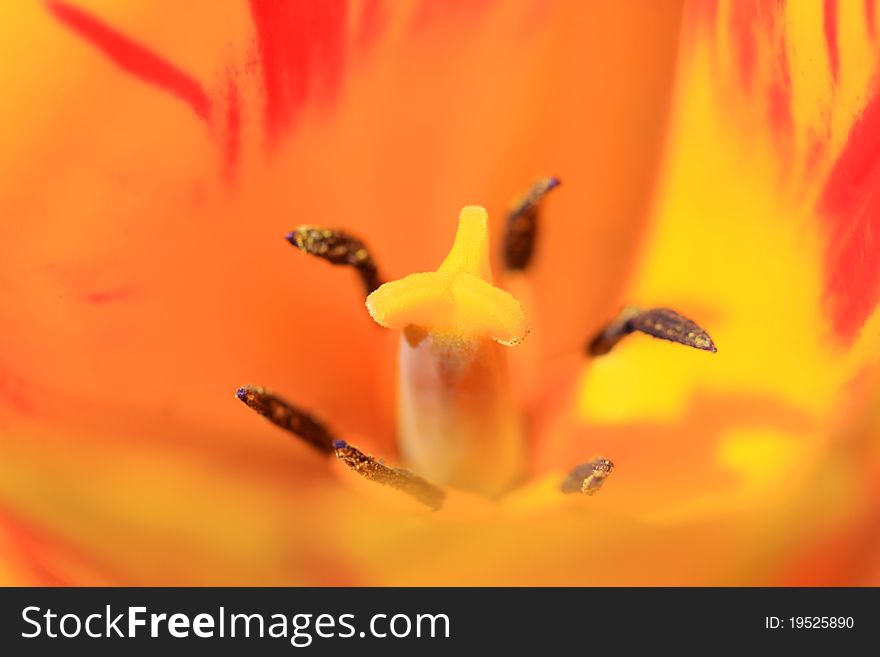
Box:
333, 440, 446, 510
503, 176, 561, 270
286, 226, 382, 295
560, 457, 614, 495
587, 306, 717, 356
236, 384, 336, 454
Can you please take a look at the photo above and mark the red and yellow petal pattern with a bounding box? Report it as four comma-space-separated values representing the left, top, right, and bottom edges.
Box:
1, 0, 877, 586
535, 0, 880, 583
0, 0, 683, 585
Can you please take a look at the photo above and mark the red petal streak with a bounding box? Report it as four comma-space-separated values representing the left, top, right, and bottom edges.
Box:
730, 1, 759, 93
223, 75, 241, 179
248, 0, 348, 141
767, 29, 793, 141
409, 0, 494, 34
0, 508, 67, 586
82, 286, 134, 304
355, 0, 388, 50
46, 1, 212, 121
819, 91, 880, 343
824, 0, 840, 84
688, 0, 719, 38
0, 504, 121, 585
0, 373, 34, 417
728, 2, 793, 147
868, 0, 877, 41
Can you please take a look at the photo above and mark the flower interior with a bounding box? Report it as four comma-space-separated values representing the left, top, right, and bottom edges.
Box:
237, 179, 715, 508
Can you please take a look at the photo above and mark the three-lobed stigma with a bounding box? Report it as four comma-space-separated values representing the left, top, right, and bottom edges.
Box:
366, 206, 529, 347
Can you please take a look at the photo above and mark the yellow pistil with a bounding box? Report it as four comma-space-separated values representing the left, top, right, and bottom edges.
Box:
366, 206, 528, 496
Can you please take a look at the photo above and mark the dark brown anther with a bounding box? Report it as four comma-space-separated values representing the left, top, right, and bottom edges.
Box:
286, 226, 382, 295
587, 306, 717, 357
236, 385, 336, 454
333, 440, 446, 510
503, 176, 560, 271
560, 457, 614, 495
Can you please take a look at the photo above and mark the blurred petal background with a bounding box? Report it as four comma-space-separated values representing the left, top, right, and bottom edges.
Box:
0, 0, 877, 585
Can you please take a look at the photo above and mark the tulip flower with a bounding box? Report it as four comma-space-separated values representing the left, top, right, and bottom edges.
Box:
0, 0, 877, 586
